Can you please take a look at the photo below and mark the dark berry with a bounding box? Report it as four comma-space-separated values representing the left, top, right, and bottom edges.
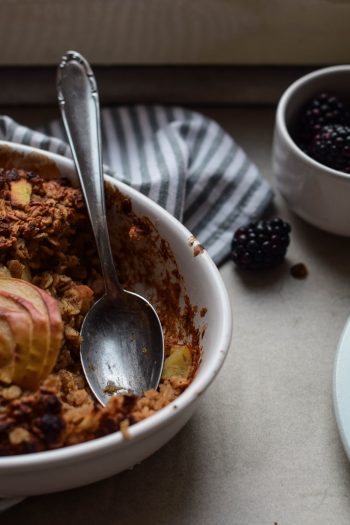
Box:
6, 169, 20, 181
302, 92, 348, 134
27, 171, 42, 184
293, 92, 350, 155
37, 413, 64, 444
308, 124, 350, 173
231, 218, 291, 270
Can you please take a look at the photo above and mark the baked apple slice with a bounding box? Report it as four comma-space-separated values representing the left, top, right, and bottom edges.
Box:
0, 317, 16, 382
0, 277, 63, 389
10, 177, 32, 207
0, 299, 34, 387
161, 345, 192, 379
35, 287, 63, 381
0, 290, 48, 389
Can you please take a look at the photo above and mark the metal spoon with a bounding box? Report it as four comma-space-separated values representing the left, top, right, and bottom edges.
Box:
57, 51, 164, 405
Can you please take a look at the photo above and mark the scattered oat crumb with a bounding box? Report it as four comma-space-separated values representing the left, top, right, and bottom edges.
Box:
193, 243, 204, 256
129, 225, 145, 240
9, 427, 32, 445
290, 262, 308, 279
187, 235, 204, 256
103, 381, 120, 395
1, 385, 22, 400
120, 419, 130, 439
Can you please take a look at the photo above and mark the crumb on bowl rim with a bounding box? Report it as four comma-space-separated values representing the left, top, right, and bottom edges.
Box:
275, 64, 350, 183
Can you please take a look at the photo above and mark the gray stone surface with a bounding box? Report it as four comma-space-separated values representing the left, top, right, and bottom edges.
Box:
2, 106, 350, 524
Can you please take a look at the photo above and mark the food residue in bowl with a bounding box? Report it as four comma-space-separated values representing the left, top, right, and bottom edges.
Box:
0, 165, 202, 455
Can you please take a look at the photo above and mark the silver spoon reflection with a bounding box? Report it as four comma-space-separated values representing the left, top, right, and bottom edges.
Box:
57, 51, 164, 405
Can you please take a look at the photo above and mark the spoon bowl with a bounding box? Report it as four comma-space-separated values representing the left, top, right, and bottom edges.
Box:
57, 50, 164, 404
81, 292, 164, 403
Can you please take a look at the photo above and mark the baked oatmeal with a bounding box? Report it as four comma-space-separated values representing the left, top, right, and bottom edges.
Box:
0, 166, 202, 455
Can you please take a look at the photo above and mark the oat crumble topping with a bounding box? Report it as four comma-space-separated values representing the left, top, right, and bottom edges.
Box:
0, 167, 201, 455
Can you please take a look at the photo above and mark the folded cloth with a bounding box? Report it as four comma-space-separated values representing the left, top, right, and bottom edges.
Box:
0, 106, 273, 265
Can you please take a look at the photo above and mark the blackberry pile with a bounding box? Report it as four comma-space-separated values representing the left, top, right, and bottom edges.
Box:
309, 124, 350, 173
294, 92, 350, 173
231, 218, 291, 271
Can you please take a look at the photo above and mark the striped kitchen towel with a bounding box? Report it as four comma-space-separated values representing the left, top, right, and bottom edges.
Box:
0, 106, 273, 265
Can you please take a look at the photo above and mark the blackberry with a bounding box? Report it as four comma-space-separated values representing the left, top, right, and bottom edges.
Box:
304, 92, 348, 130
294, 92, 350, 149
308, 124, 350, 173
231, 218, 291, 271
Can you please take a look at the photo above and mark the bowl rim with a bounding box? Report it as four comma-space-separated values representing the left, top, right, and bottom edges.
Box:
0, 140, 232, 471
275, 64, 350, 182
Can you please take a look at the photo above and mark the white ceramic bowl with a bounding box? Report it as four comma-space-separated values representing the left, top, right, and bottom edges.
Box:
0, 141, 232, 499
272, 65, 350, 236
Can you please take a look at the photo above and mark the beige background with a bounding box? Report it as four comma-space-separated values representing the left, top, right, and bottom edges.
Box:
0, 0, 349, 65
2, 104, 350, 525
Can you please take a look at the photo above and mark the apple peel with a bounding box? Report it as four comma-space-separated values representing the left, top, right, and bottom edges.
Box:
0, 318, 16, 381
0, 291, 48, 389
0, 277, 63, 390
35, 287, 63, 380
0, 305, 32, 387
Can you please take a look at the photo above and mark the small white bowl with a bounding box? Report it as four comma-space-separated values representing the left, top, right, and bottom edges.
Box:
272, 65, 350, 236
0, 141, 232, 499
